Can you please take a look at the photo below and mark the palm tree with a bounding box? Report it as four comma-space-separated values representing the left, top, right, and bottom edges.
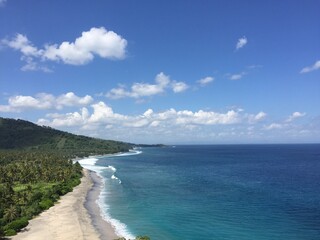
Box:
4, 205, 18, 222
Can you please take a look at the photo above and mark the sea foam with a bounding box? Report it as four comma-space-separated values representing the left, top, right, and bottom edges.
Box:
78, 157, 99, 166
111, 174, 122, 184
78, 155, 135, 239
107, 165, 117, 172
114, 150, 142, 157
97, 176, 133, 239
78, 157, 106, 173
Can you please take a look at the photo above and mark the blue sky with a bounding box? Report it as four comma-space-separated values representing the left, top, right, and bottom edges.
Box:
0, 0, 319, 144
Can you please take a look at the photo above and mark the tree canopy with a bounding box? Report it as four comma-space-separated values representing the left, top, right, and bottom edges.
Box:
0, 117, 133, 237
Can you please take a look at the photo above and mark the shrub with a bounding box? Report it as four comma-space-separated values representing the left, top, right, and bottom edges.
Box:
31, 191, 43, 202
136, 236, 150, 240
39, 198, 54, 210
4, 228, 16, 236
4, 217, 28, 232
0, 226, 4, 238
28, 202, 41, 216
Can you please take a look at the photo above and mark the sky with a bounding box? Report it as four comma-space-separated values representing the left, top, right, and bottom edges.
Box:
0, 0, 319, 144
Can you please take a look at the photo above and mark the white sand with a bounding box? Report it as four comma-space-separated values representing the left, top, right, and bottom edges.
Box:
11, 169, 119, 240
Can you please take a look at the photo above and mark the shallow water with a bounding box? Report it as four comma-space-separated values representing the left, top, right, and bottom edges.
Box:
91, 144, 320, 240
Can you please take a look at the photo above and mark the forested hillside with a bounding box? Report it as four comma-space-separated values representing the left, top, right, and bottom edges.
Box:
0, 117, 132, 157
0, 117, 133, 237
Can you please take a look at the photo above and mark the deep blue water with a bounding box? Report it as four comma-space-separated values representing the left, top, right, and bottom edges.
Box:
95, 144, 320, 240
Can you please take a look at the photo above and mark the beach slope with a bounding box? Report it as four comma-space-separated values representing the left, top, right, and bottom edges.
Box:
11, 169, 118, 240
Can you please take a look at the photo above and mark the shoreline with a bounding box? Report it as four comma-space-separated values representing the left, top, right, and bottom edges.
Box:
85, 170, 120, 240
10, 169, 119, 240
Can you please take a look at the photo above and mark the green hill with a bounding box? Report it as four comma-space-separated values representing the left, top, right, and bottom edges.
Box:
0, 117, 132, 156
0, 117, 134, 237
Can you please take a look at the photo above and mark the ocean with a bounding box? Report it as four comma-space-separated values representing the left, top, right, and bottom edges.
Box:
79, 144, 320, 240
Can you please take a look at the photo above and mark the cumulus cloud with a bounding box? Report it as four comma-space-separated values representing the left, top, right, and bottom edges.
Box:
197, 76, 214, 86
236, 36, 248, 50
2, 34, 42, 56
106, 72, 188, 99
248, 111, 267, 123
39, 108, 89, 127
43, 27, 127, 65
286, 112, 306, 122
2, 27, 127, 71
300, 60, 320, 73
262, 112, 306, 131
37, 102, 253, 130
171, 81, 189, 93
30, 101, 316, 143
0, 92, 93, 112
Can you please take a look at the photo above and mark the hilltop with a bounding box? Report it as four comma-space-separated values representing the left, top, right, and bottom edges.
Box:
0, 117, 132, 157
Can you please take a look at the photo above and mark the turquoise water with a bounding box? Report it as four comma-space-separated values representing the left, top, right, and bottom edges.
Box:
90, 145, 320, 240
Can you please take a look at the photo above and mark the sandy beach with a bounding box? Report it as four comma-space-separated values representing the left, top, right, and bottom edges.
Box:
11, 169, 119, 240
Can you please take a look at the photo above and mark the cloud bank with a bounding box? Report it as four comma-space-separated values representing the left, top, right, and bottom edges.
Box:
0, 92, 93, 112
37, 101, 266, 131
1, 90, 314, 143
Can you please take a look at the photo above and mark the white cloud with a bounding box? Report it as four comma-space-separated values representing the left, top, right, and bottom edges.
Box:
248, 111, 267, 123
2, 34, 42, 57
8, 95, 53, 110
171, 81, 189, 93
31, 101, 317, 143
43, 27, 127, 65
264, 123, 283, 130
229, 72, 245, 80
2, 27, 127, 71
131, 82, 164, 97
38, 102, 248, 130
175, 109, 240, 125
0, 105, 17, 112
286, 112, 306, 122
106, 72, 188, 99
39, 108, 89, 127
197, 76, 214, 86
56, 92, 93, 108
300, 60, 320, 73
36, 100, 313, 143
1, 34, 49, 71
88, 102, 124, 124
236, 36, 248, 50
0, 92, 93, 112
254, 111, 267, 121
20, 56, 52, 72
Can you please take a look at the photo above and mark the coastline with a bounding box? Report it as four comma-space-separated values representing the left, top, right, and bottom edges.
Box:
85, 170, 120, 240
10, 169, 119, 240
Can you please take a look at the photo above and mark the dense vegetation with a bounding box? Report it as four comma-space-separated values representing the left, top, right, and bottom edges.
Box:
0, 151, 82, 237
0, 117, 133, 156
0, 117, 133, 237
115, 236, 150, 240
